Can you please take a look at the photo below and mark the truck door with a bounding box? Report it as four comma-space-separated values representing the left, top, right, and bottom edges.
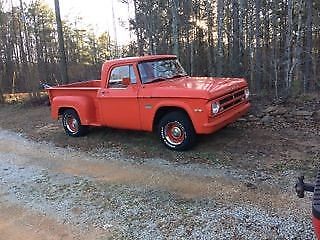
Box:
97, 65, 141, 130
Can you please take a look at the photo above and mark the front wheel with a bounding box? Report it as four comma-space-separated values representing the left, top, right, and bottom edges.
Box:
62, 109, 88, 137
158, 111, 196, 151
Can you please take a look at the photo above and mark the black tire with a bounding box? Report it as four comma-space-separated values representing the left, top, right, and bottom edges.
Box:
62, 109, 88, 137
158, 111, 196, 151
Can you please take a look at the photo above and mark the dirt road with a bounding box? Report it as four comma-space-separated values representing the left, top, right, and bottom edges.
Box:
0, 127, 315, 239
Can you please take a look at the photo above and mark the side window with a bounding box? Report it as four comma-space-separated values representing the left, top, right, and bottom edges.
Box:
108, 65, 136, 88
130, 66, 137, 84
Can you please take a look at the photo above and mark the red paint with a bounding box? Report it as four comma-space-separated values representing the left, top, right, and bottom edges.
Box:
46, 55, 250, 136
313, 216, 320, 239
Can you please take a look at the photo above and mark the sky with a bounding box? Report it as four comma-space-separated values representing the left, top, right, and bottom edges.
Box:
11, 0, 134, 45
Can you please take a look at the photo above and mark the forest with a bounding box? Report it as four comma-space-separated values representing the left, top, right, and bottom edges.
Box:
0, 0, 319, 98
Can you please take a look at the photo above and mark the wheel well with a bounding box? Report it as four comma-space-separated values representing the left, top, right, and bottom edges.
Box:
58, 107, 76, 116
153, 107, 190, 131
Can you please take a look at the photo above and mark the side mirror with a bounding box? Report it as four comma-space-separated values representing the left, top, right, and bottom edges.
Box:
121, 77, 131, 86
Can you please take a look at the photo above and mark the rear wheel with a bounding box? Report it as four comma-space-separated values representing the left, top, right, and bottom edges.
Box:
62, 109, 88, 137
158, 111, 196, 151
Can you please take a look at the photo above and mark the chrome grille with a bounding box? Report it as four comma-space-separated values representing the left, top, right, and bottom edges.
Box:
219, 89, 246, 112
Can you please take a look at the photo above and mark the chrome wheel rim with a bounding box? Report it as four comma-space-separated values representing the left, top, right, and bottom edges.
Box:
164, 122, 186, 146
64, 115, 79, 133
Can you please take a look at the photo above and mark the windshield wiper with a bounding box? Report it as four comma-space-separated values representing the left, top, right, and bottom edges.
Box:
167, 73, 187, 80
146, 74, 186, 84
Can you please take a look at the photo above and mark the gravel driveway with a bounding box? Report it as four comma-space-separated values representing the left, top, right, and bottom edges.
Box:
0, 128, 315, 239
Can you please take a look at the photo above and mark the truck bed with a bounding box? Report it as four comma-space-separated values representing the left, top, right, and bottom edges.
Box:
54, 80, 101, 88
47, 80, 101, 100
47, 80, 101, 125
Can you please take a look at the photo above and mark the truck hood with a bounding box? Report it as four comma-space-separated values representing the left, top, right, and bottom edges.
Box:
147, 77, 248, 100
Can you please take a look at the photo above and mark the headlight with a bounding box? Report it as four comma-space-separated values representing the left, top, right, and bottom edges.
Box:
245, 89, 250, 99
211, 102, 220, 115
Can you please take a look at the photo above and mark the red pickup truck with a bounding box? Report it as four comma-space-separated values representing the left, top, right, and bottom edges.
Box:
46, 55, 250, 150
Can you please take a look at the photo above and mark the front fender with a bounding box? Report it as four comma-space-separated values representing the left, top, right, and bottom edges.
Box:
148, 100, 206, 132
51, 96, 97, 125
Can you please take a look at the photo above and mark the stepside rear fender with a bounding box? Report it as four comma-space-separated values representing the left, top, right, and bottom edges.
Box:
51, 96, 98, 125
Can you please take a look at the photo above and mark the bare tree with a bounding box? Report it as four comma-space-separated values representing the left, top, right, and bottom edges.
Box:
1, 0, 320, 97
216, 0, 224, 76
206, 0, 214, 75
304, 0, 313, 91
133, 0, 144, 55
54, 0, 68, 84
254, 0, 262, 90
284, 0, 294, 91
111, 0, 119, 57
170, 0, 179, 58
232, 0, 240, 75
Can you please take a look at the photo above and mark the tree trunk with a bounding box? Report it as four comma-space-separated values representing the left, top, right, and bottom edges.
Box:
284, 0, 293, 92
206, 0, 214, 75
216, 0, 224, 76
239, 0, 246, 76
18, 0, 30, 91
305, 0, 313, 91
170, 0, 179, 58
254, 0, 262, 90
111, 0, 119, 57
294, 0, 303, 93
54, 0, 69, 84
232, 0, 240, 76
271, 1, 279, 98
133, 0, 144, 56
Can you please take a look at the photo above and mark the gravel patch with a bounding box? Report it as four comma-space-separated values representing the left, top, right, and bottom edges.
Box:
0, 160, 314, 240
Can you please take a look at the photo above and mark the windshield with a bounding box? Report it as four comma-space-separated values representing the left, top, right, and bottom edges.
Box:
138, 58, 187, 84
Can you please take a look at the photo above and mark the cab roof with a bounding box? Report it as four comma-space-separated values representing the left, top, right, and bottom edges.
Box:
104, 55, 177, 65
